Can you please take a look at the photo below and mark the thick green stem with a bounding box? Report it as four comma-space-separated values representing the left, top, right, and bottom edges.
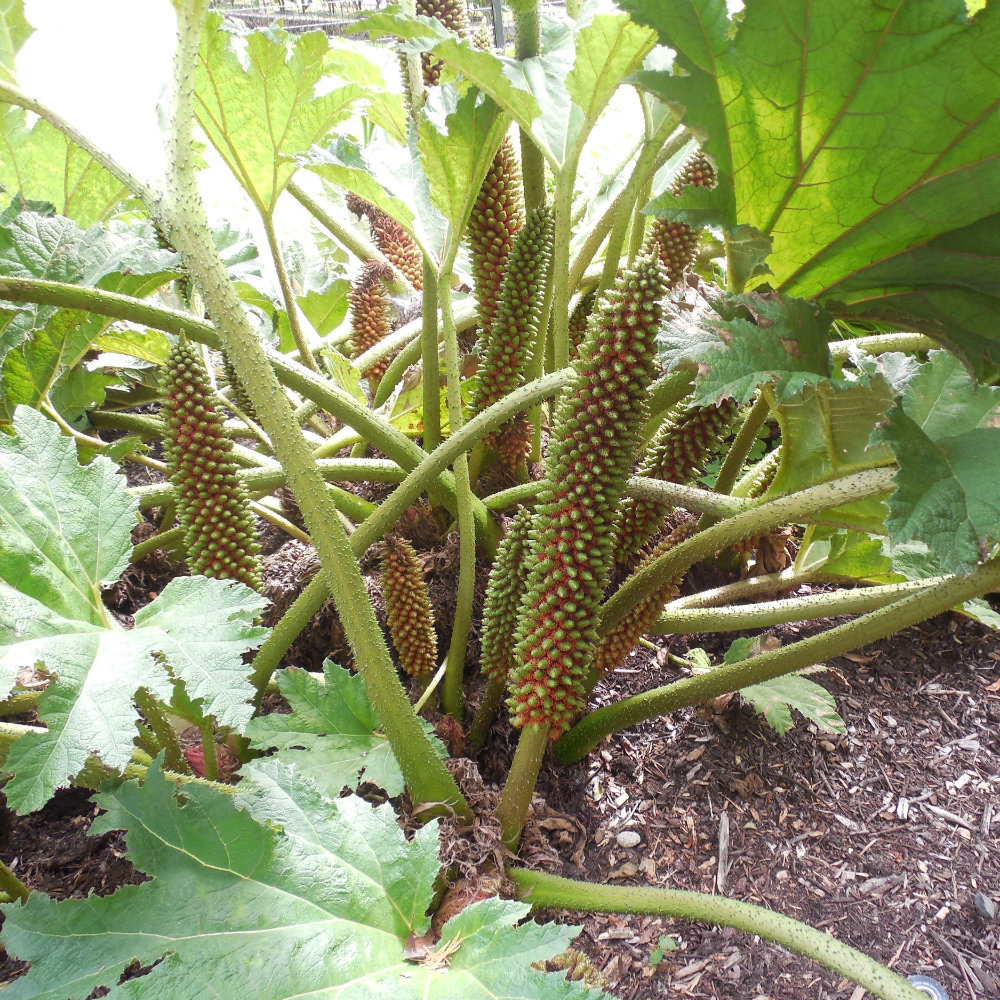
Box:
438, 271, 476, 718
664, 567, 811, 609
654, 578, 943, 634
164, 0, 468, 820
482, 472, 749, 517
510, 1, 545, 212
602, 468, 896, 635
467, 676, 506, 750
249, 573, 327, 703
0, 858, 30, 905
830, 332, 938, 358
129, 458, 400, 510
261, 212, 318, 372
704, 391, 770, 510
287, 178, 411, 295
550, 168, 576, 370
557, 554, 1000, 764
134, 689, 188, 774
509, 870, 927, 1000
421, 262, 442, 453
496, 722, 550, 849
131, 525, 186, 564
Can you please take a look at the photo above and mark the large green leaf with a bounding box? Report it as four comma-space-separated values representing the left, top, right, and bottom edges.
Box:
0, 760, 600, 1000
627, 0, 1000, 372
0, 106, 130, 224
658, 291, 833, 404
899, 348, 1000, 438
195, 16, 364, 212
0, 211, 178, 401
0, 408, 267, 812
873, 406, 1000, 574
418, 86, 507, 235
765, 377, 895, 532
246, 660, 444, 797
0, 406, 133, 624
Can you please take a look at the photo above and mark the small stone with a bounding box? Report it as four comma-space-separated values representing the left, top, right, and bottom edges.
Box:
616, 830, 641, 849
973, 892, 996, 921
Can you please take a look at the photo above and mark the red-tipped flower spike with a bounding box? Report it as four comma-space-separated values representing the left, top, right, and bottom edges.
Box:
349, 260, 395, 391
644, 151, 717, 286
505, 258, 666, 738
382, 535, 437, 677
345, 195, 423, 292
616, 398, 738, 564
161, 337, 262, 591
470, 206, 553, 465
416, 0, 469, 85
467, 137, 525, 342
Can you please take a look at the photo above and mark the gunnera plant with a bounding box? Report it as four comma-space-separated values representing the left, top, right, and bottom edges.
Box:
381, 534, 437, 678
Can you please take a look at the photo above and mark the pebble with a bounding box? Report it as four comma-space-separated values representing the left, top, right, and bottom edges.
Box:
973, 892, 996, 921
616, 830, 641, 849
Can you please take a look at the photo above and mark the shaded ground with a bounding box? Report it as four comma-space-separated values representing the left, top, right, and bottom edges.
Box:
522, 614, 1000, 999
0, 583, 996, 997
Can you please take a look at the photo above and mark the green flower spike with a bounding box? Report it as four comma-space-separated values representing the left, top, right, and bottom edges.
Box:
467, 136, 525, 343
349, 260, 395, 390
161, 337, 262, 591
505, 258, 666, 738
644, 151, 717, 287
616, 397, 738, 564
470, 206, 554, 465
479, 508, 533, 687
592, 521, 697, 676
382, 535, 438, 678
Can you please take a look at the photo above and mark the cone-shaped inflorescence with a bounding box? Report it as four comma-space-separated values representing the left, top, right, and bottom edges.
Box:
505, 258, 666, 737
471, 206, 553, 465
591, 520, 697, 676
349, 260, 395, 391
479, 508, 533, 686
160, 337, 262, 591
416, 0, 469, 86
615, 397, 738, 565
345, 195, 423, 291
467, 137, 525, 343
381, 534, 437, 677
644, 151, 716, 287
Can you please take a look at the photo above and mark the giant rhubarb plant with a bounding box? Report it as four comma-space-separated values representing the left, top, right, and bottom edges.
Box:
3, 1, 1000, 998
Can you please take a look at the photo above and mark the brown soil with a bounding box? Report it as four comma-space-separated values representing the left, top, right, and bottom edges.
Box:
1, 562, 997, 998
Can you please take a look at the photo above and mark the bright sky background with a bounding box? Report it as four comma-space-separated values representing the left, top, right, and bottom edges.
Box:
20, 0, 176, 185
